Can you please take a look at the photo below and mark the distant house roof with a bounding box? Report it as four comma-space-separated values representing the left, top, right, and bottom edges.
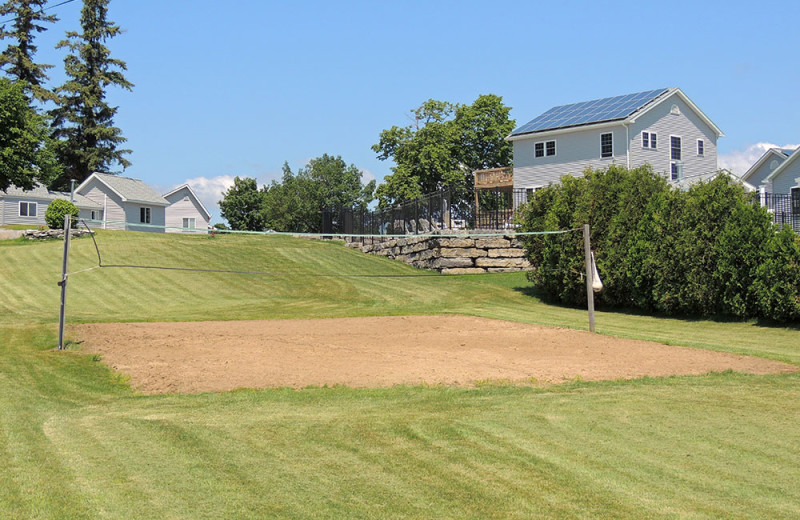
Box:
0, 183, 102, 209
742, 146, 798, 184
77, 172, 169, 206
765, 146, 800, 183
509, 87, 723, 139
163, 184, 212, 221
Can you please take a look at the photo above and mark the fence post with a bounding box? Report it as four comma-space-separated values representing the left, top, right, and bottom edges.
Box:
583, 223, 596, 333
57, 214, 72, 350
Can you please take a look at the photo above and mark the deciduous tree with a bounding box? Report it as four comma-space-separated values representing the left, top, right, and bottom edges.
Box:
218, 176, 267, 231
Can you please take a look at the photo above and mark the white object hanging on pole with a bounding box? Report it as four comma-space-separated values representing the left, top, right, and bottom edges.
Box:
591, 251, 603, 293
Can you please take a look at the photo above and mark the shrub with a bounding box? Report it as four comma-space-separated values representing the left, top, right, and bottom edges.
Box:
45, 199, 79, 229
516, 166, 800, 323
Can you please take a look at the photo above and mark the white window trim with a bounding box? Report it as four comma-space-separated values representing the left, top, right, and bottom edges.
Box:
600, 132, 613, 159
697, 139, 704, 157
534, 140, 557, 158
670, 135, 682, 161
642, 131, 657, 149
670, 161, 683, 182
18, 201, 37, 217
140, 206, 151, 224
182, 217, 197, 230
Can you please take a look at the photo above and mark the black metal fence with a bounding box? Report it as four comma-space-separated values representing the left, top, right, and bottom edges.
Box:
757, 192, 800, 232
322, 187, 532, 241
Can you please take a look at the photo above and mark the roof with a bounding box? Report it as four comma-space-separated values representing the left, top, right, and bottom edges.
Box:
742, 147, 790, 183
765, 146, 800, 183
77, 172, 169, 206
778, 148, 796, 157
163, 184, 212, 221
509, 87, 723, 139
0, 183, 102, 209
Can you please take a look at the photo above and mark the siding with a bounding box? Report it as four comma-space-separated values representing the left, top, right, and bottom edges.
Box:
1, 197, 46, 226
164, 188, 210, 233
628, 93, 718, 182
79, 180, 125, 229
512, 125, 628, 188
745, 152, 787, 189
771, 159, 800, 194
124, 203, 166, 233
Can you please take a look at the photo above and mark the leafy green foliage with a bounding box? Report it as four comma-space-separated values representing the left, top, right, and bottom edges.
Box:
0, 77, 59, 190
373, 94, 514, 207
49, 0, 132, 189
44, 198, 78, 229
518, 165, 800, 322
0, 0, 58, 103
218, 176, 267, 231
261, 155, 374, 233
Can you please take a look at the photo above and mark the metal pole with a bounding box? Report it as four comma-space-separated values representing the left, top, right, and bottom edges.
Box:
58, 214, 72, 350
583, 223, 596, 333
69, 179, 75, 203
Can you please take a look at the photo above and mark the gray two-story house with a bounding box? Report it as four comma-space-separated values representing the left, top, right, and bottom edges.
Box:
508, 88, 724, 191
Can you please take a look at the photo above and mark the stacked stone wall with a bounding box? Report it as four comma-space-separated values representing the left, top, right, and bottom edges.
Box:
345, 234, 530, 274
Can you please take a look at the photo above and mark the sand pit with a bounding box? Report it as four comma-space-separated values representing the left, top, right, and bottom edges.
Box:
72, 315, 797, 394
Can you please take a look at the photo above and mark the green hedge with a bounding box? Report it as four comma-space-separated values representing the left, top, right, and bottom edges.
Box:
517, 165, 800, 322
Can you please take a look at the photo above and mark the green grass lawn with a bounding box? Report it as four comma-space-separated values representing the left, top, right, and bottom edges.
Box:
1, 231, 799, 519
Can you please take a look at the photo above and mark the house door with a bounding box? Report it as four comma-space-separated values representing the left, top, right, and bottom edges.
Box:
791, 187, 800, 232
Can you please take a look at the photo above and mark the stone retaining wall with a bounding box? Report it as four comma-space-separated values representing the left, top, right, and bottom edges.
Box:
23, 228, 94, 240
345, 234, 530, 274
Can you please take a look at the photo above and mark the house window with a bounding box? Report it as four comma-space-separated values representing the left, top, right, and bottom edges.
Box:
671, 136, 682, 161
697, 139, 704, 156
91, 210, 97, 220
535, 140, 556, 158
642, 132, 657, 149
182, 217, 196, 230
140, 207, 151, 224
671, 162, 682, 182
525, 187, 543, 200
601, 133, 613, 158
18, 201, 37, 217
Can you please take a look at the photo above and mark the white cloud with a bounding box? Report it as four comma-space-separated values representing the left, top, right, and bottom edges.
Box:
360, 168, 376, 184
719, 142, 799, 176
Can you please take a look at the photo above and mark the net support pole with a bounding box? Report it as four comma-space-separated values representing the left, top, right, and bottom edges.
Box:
57, 214, 72, 350
583, 223, 596, 333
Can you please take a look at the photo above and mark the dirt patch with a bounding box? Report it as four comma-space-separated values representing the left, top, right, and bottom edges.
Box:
72, 315, 797, 394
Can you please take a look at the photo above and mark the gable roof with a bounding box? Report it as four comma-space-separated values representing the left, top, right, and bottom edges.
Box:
76, 172, 169, 206
163, 184, 212, 221
765, 146, 800, 183
742, 147, 791, 183
0, 183, 102, 209
509, 87, 723, 139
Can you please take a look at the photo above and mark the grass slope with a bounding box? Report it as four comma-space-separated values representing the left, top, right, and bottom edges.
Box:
1, 231, 799, 519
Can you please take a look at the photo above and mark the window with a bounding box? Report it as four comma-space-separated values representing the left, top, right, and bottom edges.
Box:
670, 136, 681, 160
671, 162, 682, 182
18, 201, 37, 217
642, 132, 657, 149
525, 187, 543, 200
91, 210, 97, 220
697, 139, 704, 156
601, 133, 613, 158
140, 207, 151, 224
535, 140, 556, 158
182, 217, 196, 230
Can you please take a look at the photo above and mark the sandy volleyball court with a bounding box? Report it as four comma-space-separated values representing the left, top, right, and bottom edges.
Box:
72, 315, 797, 394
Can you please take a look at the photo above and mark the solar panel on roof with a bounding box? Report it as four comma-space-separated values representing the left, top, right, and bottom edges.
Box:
512, 88, 670, 136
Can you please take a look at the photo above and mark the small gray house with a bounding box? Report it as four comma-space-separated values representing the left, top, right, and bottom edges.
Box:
163, 184, 211, 233
75, 172, 169, 232
0, 183, 102, 227
508, 88, 724, 191
741, 147, 798, 194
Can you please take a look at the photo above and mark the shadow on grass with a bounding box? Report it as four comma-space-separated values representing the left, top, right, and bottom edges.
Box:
512, 284, 800, 331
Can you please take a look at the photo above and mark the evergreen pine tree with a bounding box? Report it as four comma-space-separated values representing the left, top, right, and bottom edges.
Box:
0, 0, 57, 103
49, 0, 132, 189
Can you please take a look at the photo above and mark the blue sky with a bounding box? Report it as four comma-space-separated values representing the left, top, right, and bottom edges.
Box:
20, 0, 800, 222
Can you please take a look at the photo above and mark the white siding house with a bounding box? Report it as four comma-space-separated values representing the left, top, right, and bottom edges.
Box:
508, 88, 724, 190
163, 184, 211, 233
742, 147, 797, 193
75, 173, 169, 232
0, 183, 102, 227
